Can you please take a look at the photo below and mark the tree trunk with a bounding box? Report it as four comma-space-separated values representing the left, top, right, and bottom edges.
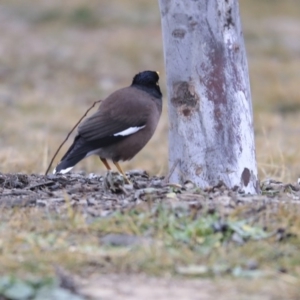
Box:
158, 0, 259, 194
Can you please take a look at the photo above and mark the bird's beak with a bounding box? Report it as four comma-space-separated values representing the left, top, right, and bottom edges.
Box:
156, 71, 160, 75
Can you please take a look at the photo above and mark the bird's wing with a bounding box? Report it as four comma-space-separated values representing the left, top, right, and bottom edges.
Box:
78, 87, 151, 141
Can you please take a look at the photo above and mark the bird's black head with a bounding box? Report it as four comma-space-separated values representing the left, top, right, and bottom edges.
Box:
131, 70, 162, 98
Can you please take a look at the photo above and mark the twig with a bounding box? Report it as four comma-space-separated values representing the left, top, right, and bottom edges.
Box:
27, 181, 55, 190
164, 159, 180, 184
45, 100, 102, 175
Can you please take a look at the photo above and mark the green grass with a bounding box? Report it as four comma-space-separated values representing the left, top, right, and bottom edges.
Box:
1, 178, 300, 297
0, 197, 299, 278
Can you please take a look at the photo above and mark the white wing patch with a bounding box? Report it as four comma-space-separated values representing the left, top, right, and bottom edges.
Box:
53, 166, 73, 174
113, 125, 145, 137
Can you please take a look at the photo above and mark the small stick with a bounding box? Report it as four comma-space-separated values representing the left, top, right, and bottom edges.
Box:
45, 100, 102, 175
164, 159, 180, 184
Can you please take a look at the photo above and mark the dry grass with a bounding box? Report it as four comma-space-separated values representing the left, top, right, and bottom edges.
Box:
0, 0, 300, 181
240, 0, 300, 181
0, 0, 166, 176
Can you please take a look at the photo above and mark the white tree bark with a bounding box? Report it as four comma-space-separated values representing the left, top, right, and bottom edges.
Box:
159, 0, 259, 193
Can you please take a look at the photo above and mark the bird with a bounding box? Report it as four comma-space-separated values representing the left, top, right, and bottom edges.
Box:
53, 70, 162, 183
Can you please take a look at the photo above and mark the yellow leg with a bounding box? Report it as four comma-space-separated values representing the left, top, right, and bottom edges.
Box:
100, 157, 111, 170
113, 161, 131, 184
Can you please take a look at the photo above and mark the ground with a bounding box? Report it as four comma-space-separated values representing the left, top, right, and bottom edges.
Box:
0, 0, 300, 299
1, 172, 300, 299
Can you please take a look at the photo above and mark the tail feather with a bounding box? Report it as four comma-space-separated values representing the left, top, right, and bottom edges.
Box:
53, 135, 92, 174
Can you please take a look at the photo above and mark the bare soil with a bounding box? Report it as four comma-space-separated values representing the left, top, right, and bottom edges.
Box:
80, 274, 299, 300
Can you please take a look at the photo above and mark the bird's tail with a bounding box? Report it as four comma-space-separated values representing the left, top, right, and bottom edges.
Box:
53, 136, 91, 174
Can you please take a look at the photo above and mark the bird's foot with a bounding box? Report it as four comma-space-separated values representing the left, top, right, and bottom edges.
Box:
104, 170, 132, 193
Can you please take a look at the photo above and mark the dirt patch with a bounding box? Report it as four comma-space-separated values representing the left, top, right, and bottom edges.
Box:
80, 274, 299, 300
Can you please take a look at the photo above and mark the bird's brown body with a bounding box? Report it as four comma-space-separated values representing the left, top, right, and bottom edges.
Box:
53, 70, 162, 180
84, 87, 162, 162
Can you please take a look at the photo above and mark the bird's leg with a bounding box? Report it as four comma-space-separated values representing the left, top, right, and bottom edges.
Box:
113, 161, 131, 184
100, 157, 111, 170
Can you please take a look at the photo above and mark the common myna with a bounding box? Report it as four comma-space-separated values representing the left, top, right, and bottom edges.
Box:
53, 70, 162, 182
